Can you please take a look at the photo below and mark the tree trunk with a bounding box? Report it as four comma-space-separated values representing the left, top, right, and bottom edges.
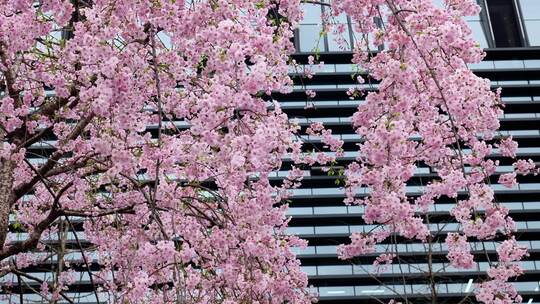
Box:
0, 131, 14, 250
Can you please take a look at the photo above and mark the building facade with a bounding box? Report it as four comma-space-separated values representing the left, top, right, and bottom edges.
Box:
286, 0, 540, 303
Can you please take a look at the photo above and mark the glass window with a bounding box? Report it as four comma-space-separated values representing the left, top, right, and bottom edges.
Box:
515, 281, 540, 291
311, 100, 338, 107
305, 84, 337, 89
335, 64, 357, 72
523, 20, 540, 45
502, 202, 523, 210
524, 59, 540, 68
467, 20, 490, 48
482, 242, 497, 251
312, 188, 345, 196
157, 31, 172, 49
298, 2, 359, 53
349, 225, 364, 233
435, 204, 453, 212
299, 24, 326, 52
327, 27, 352, 51
468, 60, 495, 70
519, 0, 540, 19
486, 0, 524, 47
508, 128, 538, 135
416, 167, 430, 174
316, 245, 337, 254
516, 221, 528, 230
498, 80, 529, 85
524, 202, 540, 210
478, 262, 490, 271
301, 266, 317, 276
286, 226, 314, 235
408, 243, 427, 252
411, 284, 431, 294
503, 112, 536, 119
519, 183, 540, 190
348, 206, 363, 214
494, 60, 525, 69
501, 96, 532, 102
530, 241, 540, 249
518, 0, 540, 46
318, 265, 352, 275
317, 64, 337, 73
293, 246, 315, 255
328, 11, 349, 24
319, 286, 355, 297
325, 7, 352, 52
447, 283, 467, 293
287, 207, 313, 215
291, 188, 312, 196
315, 225, 349, 234
350, 21, 379, 51
314, 206, 347, 214
442, 223, 459, 231
521, 261, 536, 270
301, 3, 323, 24
352, 265, 369, 274
311, 117, 340, 123
527, 221, 540, 229
356, 287, 388, 295
408, 264, 425, 273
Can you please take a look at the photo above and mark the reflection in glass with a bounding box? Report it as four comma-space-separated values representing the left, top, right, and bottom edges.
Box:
328, 25, 352, 51
299, 24, 325, 52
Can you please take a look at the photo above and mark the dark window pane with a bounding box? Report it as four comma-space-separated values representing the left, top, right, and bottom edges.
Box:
486, 0, 524, 47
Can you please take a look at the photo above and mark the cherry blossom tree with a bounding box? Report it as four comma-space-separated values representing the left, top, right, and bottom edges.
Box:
0, 0, 313, 303
311, 0, 538, 303
0, 0, 537, 303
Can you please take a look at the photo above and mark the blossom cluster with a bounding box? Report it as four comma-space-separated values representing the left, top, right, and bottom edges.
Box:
321, 0, 537, 302
0, 0, 313, 303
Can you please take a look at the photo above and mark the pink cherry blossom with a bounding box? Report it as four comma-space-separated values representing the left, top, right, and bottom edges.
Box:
498, 172, 517, 188
498, 137, 518, 158
514, 159, 538, 175
0, 0, 312, 302
0, 1, 535, 303
445, 233, 476, 269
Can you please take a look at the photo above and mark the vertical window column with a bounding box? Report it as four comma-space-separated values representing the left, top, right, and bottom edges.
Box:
298, 3, 326, 52
485, 0, 525, 47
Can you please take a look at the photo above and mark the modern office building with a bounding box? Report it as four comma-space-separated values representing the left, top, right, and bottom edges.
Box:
285, 0, 540, 303
2, 0, 540, 303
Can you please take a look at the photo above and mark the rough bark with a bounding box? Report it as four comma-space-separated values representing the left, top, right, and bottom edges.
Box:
0, 132, 14, 250
0, 40, 18, 250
